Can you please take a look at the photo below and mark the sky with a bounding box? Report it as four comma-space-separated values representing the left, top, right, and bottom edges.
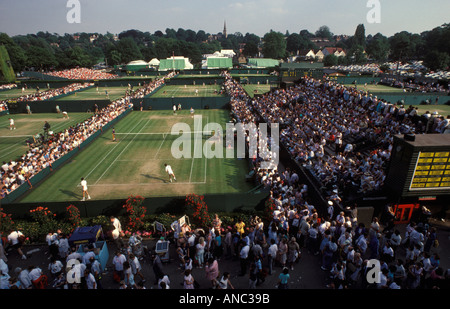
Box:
0, 0, 449, 38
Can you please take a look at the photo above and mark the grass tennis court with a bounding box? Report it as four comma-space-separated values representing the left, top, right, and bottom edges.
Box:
242, 84, 271, 98
17, 109, 254, 203
173, 74, 222, 79
343, 84, 407, 93
0, 88, 43, 100
151, 85, 225, 98
416, 105, 450, 116
0, 112, 94, 163
54, 86, 135, 102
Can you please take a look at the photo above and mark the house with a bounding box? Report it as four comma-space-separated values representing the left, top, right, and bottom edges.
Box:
89, 35, 98, 43
299, 49, 316, 60
311, 37, 333, 49
237, 54, 247, 65
315, 50, 325, 62
288, 49, 316, 63
220, 49, 236, 58
322, 47, 346, 58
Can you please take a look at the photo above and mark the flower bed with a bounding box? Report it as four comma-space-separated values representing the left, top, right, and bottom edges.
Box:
0, 194, 269, 245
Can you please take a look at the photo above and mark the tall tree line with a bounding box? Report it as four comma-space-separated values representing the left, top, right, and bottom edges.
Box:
0, 23, 449, 72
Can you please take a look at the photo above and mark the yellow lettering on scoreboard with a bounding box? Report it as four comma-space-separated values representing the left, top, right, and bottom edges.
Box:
416, 165, 430, 170
410, 151, 450, 191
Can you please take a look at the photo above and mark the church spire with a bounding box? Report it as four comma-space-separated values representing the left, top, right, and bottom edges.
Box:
223, 20, 227, 38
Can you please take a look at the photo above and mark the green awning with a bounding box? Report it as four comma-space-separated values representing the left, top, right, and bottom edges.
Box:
247, 58, 280, 68
206, 57, 233, 69
159, 59, 188, 71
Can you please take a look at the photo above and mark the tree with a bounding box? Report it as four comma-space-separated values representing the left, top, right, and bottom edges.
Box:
300, 29, 314, 39
25, 46, 58, 69
315, 26, 333, 40
366, 33, 390, 62
67, 46, 93, 67
244, 33, 260, 45
262, 31, 286, 59
165, 28, 177, 39
0, 33, 27, 72
286, 33, 314, 54
154, 38, 180, 59
324, 54, 338, 67
116, 37, 143, 63
353, 24, 366, 48
109, 50, 122, 65
185, 29, 197, 42
154, 30, 164, 38
286, 33, 302, 54
195, 30, 208, 43
424, 50, 450, 71
243, 41, 259, 57
176, 28, 187, 41
389, 31, 416, 61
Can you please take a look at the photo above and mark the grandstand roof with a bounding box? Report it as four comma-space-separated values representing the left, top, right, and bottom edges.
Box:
247, 58, 280, 68
205, 57, 233, 69
127, 60, 148, 66
159, 57, 193, 71
280, 62, 324, 70
148, 58, 160, 66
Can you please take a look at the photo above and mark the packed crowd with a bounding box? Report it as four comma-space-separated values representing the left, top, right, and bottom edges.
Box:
330, 63, 382, 74
132, 71, 176, 99
0, 198, 446, 290
218, 71, 447, 289
331, 61, 450, 81
0, 84, 15, 111
0, 71, 448, 290
379, 77, 449, 94
251, 77, 449, 201
0, 83, 94, 106
0, 74, 172, 200
0, 84, 17, 91
0, 102, 8, 112
46, 68, 118, 80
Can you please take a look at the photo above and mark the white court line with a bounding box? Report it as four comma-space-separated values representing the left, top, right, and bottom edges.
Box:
94, 118, 151, 185
82, 117, 144, 181
0, 135, 33, 138
0, 135, 34, 158
0, 114, 85, 156
85, 181, 206, 187
204, 116, 209, 183
188, 121, 199, 183
115, 131, 209, 135
153, 131, 169, 159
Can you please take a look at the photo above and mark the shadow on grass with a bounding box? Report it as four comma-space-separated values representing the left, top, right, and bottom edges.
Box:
140, 174, 167, 182
59, 189, 79, 199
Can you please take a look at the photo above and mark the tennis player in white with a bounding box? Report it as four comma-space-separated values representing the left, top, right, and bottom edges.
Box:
164, 163, 176, 183
80, 177, 91, 201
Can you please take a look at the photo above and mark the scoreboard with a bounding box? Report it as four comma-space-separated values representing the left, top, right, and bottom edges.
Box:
384, 134, 450, 198
409, 151, 450, 190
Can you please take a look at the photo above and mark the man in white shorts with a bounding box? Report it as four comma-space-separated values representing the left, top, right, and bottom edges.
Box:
80, 177, 91, 201
190, 107, 194, 118
9, 118, 16, 130
164, 163, 176, 183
